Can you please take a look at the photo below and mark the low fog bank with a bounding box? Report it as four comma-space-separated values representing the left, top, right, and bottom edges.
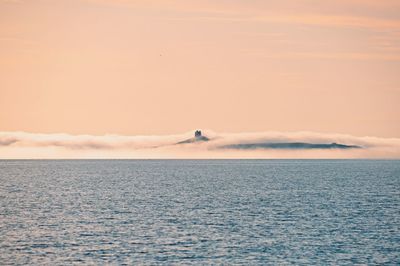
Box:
0, 130, 399, 159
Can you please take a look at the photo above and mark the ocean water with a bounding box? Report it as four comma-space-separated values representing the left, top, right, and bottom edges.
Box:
0, 160, 399, 265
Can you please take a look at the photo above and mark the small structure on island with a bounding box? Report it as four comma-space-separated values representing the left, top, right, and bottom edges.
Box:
177, 130, 210, 144
195, 130, 202, 139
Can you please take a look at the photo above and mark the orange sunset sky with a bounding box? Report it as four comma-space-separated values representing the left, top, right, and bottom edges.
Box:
1, 0, 399, 140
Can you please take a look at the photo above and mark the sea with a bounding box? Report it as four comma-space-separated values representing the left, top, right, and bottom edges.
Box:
1, 159, 399, 265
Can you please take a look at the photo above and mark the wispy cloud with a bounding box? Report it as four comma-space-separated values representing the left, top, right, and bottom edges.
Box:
84, 0, 400, 30
81, 0, 400, 62
253, 51, 400, 61
252, 14, 400, 30
0, 0, 23, 3
164, 14, 400, 31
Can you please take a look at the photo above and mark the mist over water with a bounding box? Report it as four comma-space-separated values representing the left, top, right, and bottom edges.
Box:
1, 130, 400, 158
1, 160, 399, 264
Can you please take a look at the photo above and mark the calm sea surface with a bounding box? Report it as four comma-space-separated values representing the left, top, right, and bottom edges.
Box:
1, 160, 399, 265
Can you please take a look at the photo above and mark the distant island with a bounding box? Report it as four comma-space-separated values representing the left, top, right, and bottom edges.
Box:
219, 142, 361, 150
176, 130, 361, 150
177, 130, 210, 144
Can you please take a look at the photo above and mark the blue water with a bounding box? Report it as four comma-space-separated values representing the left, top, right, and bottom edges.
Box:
1, 160, 399, 265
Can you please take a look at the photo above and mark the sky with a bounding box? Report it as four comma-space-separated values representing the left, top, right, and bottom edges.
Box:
0, 0, 399, 158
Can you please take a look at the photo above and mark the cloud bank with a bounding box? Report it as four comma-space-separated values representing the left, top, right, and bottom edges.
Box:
0, 130, 399, 159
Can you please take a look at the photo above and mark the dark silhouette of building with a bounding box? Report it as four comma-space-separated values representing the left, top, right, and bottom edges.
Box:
195, 130, 202, 138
